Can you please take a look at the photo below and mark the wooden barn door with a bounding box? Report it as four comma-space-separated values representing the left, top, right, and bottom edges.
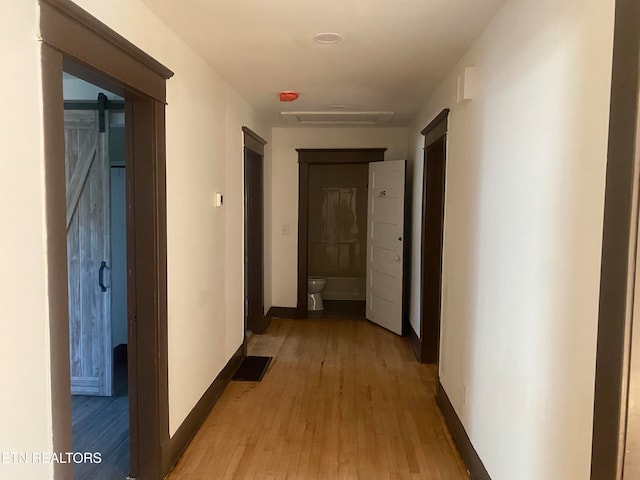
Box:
65, 109, 112, 396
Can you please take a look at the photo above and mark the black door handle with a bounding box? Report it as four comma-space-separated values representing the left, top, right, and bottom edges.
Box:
98, 261, 108, 292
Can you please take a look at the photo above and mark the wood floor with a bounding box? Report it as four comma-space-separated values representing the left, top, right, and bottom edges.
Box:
72, 359, 129, 480
307, 300, 366, 320
168, 318, 469, 480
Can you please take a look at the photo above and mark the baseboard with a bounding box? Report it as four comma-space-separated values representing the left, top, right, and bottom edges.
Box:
267, 306, 300, 319
409, 325, 421, 362
436, 382, 491, 480
162, 344, 245, 474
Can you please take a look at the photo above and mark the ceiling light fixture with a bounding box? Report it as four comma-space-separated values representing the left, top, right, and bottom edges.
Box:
312, 33, 344, 45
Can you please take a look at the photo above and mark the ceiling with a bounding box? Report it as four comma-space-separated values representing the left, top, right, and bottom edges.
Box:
140, 0, 506, 127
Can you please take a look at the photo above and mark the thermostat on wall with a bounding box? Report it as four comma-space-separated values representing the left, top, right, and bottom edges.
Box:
215, 192, 223, 208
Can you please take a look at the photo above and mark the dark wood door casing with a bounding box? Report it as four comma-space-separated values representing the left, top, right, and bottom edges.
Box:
245, 148, 267, 333
417, 109, 449, 364
243, 127, 269, 334
40, 1, 173, 479
420, 137, 447, 364
590, 0, 640, 478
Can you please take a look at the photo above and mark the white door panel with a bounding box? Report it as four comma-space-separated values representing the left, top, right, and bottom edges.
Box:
370, 197, 401, 221
366, 160, 405, 335
370, 222, 398, 247
370, 246, 401, 276
370, 272, 400, 302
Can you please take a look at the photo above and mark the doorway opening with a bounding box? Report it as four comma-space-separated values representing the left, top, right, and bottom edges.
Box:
40, 1, 173, 478
243, 127, 269, 336
307, 162, 369, 319
297, 150, 385, 320
63, 73, 129, 479
416, 109, 449, 364
297, 149, 408, 334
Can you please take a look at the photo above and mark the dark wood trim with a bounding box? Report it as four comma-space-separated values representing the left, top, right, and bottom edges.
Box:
41, 44, 73, 480
40, 0, 173, 78
296, 148, 387, 316
266, 306, 301, 319
409, 324, 421, 362
123, 99, 140, 477
419, 112, 449, 364
297, 148, 386, 164
244, 135, 268, 334
402, 162, 411, 336
436, 382, 491, 480
591, 0, 640, 478
40, 0, 173, 103
40, 3, 171, 479
162, 344, 244, 474
297, 162, 310, 316
64, 100, 125, 111
421, 109, 450, 136
242, 126, 267, 152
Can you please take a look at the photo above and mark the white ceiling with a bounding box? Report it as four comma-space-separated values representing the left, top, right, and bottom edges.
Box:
140, 0, 506, 126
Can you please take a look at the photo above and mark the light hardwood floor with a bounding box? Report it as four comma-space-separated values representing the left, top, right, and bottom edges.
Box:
168, 318, 469, 480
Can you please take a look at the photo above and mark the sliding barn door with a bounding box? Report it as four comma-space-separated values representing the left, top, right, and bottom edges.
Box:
65, 110, 113, 396
366, 160, 406, 335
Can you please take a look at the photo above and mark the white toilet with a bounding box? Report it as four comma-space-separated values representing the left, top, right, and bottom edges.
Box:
307, 276, 327, 311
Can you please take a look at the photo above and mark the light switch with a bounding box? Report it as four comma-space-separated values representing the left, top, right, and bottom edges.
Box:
282, 224, 290, 236
215, 192, 223, 208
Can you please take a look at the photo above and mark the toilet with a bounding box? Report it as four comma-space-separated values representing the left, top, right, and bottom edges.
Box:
307, 276, 327, 311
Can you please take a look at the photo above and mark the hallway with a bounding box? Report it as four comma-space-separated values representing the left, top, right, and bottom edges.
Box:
168, 318, 468, 479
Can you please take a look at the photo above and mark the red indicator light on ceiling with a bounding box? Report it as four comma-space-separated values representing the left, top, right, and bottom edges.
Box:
279, 91, 299, 102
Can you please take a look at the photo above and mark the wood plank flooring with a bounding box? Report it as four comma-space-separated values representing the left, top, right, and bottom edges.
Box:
168, 318, 469, 480
307, 300, 366, 320
72, 360, 129, 480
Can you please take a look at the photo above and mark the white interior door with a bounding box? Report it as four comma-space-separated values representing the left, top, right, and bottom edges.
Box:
65, 109, 113, 396
366, 160, 405, 335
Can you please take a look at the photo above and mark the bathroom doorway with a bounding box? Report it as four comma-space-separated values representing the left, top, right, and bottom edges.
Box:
296, 149, 386, 319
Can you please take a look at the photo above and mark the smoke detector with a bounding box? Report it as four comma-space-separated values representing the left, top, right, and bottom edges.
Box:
312, 33, 343, 45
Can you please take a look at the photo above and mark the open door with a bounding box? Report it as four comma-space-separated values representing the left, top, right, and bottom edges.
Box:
65, 109, 113, 396
366, 160, 406, 335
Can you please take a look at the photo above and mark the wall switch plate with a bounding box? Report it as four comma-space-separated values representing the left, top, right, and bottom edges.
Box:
215, 192, 223, 208
282, 224, 290, 236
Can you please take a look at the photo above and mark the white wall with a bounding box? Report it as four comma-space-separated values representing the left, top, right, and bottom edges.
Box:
1, 5, 270, 473
66, 0, 271, 436
0, 2, 53, 479
270, 127, 408, 307
407, 0, 615, 478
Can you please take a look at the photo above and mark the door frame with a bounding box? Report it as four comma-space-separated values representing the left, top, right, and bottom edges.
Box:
296, 148, 386, 317
590, 0, 640, 477
40, 1, 173, 479
414, 109, 449, 364
243, 127, 269, 335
